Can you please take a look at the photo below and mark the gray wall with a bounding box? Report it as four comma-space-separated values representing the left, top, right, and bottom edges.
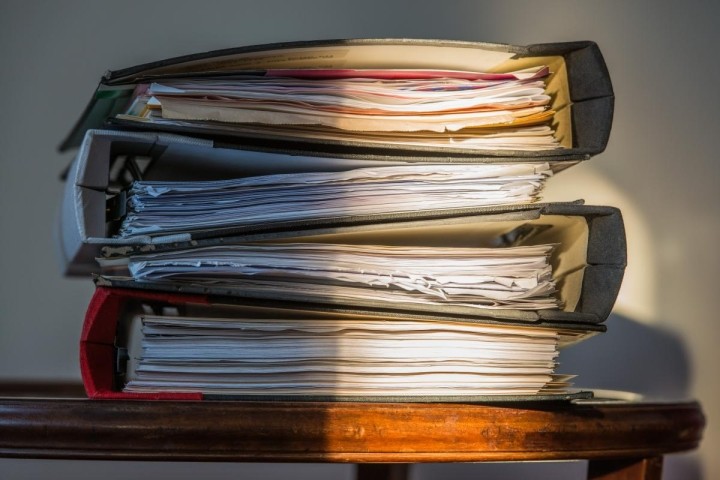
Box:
0, 1, 716, 479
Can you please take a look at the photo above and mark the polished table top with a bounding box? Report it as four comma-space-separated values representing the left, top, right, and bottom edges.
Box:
0, 383, 705, 464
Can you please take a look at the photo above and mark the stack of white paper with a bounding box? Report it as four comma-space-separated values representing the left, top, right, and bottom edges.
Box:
123, 243, 559, 310
119, 67, 560, 151
117, 163, 552, 238
124, 314, 574, 396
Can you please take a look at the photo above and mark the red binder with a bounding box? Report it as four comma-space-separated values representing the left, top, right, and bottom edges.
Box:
81, 287, 204, 400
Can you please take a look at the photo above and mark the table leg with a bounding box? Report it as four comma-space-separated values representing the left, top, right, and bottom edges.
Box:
356, 464, 410, 480
588, 456, 663, 480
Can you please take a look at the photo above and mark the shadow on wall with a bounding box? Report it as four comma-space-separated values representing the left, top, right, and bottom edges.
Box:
560, 313, 692, 398
561, 313, 702, 480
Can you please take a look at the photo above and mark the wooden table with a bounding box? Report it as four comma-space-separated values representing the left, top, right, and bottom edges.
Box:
0, 383, 705, 480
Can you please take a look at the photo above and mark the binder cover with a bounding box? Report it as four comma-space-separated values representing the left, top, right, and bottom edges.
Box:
81, 287, 602, 401
60, 39, 613, 162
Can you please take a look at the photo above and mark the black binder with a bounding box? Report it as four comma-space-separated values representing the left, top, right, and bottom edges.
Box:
60, 39, 613, 162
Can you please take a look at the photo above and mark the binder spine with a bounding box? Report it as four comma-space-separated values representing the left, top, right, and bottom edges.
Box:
542, 204, 626, 321
80, 287, 205, 400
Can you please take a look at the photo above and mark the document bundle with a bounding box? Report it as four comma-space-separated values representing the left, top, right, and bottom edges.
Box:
58, 39, 624, 401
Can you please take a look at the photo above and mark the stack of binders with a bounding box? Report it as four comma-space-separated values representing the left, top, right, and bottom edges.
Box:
58, 39, 625, 401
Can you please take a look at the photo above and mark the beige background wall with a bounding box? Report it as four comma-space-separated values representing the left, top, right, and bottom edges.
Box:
0, 1, 717, 478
